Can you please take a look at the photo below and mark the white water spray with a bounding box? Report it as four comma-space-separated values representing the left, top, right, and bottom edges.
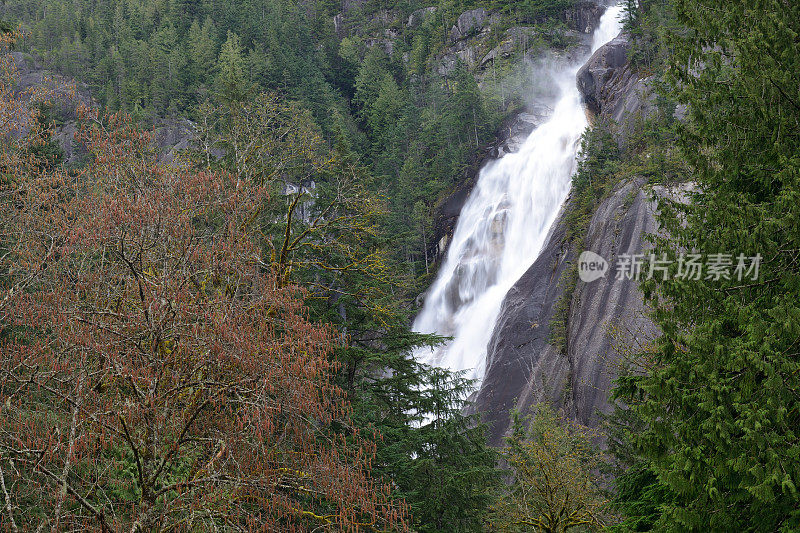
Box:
413, 5, 624, 383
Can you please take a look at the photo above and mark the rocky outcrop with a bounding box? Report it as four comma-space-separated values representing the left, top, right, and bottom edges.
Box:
11, 52, 195, 165
364, 37, 398, 57
472, 30, 676, 443
440, 5, 601, 76
10, 52, 92, 165
479, 26, 538, 68
450, 9, 493, 41
577, 35, 630, 115
563, 1, 607, 34
153, 118, 195, 163
435, 8, 502, 75
577, 33, 657, 137
475, 179, 668, 444
437, 39, 483, 73
407, 7, 437, 29
11, 52, 93, 124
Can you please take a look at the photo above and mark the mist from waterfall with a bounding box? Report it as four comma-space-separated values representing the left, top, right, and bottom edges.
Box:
412, 5, 625, 383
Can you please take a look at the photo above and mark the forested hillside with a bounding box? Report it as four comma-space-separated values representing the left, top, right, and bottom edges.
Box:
2, 0, 589, 281
0, 0, 799, 530
0, 0, 592, 530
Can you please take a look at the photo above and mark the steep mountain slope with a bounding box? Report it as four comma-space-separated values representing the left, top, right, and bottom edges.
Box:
467, 31, 669, 443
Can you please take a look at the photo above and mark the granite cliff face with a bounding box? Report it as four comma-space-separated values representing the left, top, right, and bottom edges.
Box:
473, 179, 662, 443
576, 33, 657, 135
469, 30, 666, 444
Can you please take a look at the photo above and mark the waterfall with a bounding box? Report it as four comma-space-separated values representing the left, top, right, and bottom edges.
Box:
413, 5, 625, 383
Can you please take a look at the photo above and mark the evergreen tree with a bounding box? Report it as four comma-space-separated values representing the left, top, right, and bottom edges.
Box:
450, 64, 487, 148
358, 366, 500, 533
353, 48, 391, 124
615, 0, 800, 529
367, 72, 409, 178
189, 16, 218, 89
215, 30, 249, 103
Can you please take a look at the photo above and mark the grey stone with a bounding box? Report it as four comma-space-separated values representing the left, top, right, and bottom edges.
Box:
364, 37, 396, 57
333, 13, 345, 37
474, 179, 661, 444
407, 7, 437, 29
450, 8, 489, 41
577, 34, 630, 115
153, 118, 195, 163
9, 52, 197, 165
563, 1, 606, 34
577, 33, 661, 142
479, 27, 539, 68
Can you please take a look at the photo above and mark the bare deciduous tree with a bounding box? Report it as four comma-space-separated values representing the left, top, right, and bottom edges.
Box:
0, 39, 407, 530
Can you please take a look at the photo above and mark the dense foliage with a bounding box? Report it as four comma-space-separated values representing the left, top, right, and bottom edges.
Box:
0, 0, 515, 280
4, 0, 798, 530
0, 6, 586, 528
0, 35, 406, 529
488, 407, 611, 532
0, 0, 518, 522
189, 81, 502, 532
611, 0, 800, 530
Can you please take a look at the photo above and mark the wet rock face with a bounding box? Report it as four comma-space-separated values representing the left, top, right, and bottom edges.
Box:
476, 179, 662, 444
577, 35, 630, 115
577, 33, 658, 139
563, 1, 606, 34
472, 207, 573, 444
430, 112, 539, 262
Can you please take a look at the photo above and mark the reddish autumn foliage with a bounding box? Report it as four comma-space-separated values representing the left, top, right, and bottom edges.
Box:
0, 38, 406, 531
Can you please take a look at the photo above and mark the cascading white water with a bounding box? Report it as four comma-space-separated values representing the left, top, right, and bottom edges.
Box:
413, 5, 624, 383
